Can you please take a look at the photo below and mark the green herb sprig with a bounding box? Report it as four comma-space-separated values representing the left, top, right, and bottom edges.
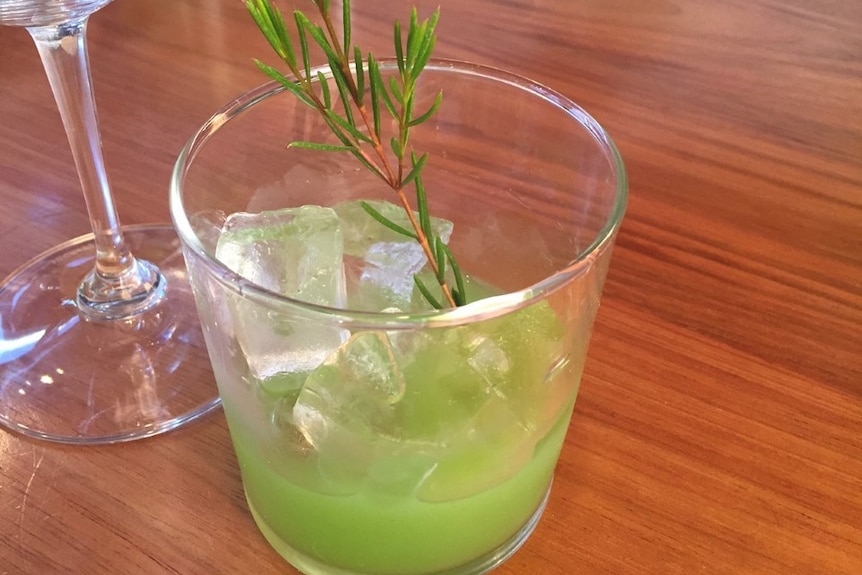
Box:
246, 0, 466, 308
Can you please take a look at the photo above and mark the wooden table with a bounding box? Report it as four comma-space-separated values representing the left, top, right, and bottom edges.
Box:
1, 0, 860, 573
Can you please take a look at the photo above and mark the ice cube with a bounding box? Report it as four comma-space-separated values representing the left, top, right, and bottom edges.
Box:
416, 395, 536, 503
293, 331, 407, 492
466, 333, 512, 399
217, 206, 345, 306
400, 302, 567, 502
294, 331, 407, 444
334, 199, 453, 257
388, 325, 536, 502
360, 241, 428, 305
215, 206, 348, 380
333, 199, 454, 311
483, 301, 569, 433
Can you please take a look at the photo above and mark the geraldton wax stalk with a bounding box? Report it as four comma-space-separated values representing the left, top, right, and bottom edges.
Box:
245, 0, 466, 309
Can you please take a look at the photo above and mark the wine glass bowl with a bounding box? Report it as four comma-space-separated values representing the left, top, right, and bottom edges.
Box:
0, 0, 219, 443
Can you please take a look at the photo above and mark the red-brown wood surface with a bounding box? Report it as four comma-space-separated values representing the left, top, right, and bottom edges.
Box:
1, 1, 860, 573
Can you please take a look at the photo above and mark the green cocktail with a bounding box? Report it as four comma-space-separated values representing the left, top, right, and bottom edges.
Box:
170, 59, 626, 575
218, 294, 580, 575
231, 397, 573, 575
235, 405, 573, 574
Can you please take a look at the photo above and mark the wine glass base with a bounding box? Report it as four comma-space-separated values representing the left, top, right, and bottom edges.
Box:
0, 224, 220, 444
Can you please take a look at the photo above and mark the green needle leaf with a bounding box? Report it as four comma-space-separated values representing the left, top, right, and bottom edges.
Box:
325, 109, 371, 144
254, 60, 314, 107
317, 71, 331, 109
349, 150, 386, 181
369, 57, 381, 137
412, 33, 436, 77
328, 56, 356, 126
354, 46, 365, 102
321, 115, 355, 147
425, 8, 441, 40
402, 152, 428, 186
299, 12, 341, 66
414, 275, 443, 310
343, 0, 351, 56
247, 0, 297, 69
388, 77, 403, 104
435, 236, 447, 283
360, 201, 417, 239
369, 57, 397, 118
294, 11, 311, 83
408, 90, 443, 127
288, 141, 353, 152
406, 9, 423, 69
394, 19, 405, 74
441, 243, 467, 305
412, 8, 440, 76
414, 172, 433, 240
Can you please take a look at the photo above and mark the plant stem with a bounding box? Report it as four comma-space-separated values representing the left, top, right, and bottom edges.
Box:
394, 188, 456, 307
247, 0, 461, 308
311, 6, 455, 306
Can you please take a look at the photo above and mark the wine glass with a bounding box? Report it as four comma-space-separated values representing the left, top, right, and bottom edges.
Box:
0, 0, 219, 443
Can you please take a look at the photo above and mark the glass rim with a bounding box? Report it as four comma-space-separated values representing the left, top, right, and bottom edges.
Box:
169, 58, 628, 329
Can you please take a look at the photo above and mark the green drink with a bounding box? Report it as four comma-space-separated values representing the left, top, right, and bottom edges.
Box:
231, 400, 573, 574
171, 58, 626, 575
217, 296, 581, 575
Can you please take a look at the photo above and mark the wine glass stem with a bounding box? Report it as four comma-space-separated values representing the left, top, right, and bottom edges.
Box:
28, 19, 165, 320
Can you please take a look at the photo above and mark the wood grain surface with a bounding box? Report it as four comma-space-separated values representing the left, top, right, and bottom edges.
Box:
1, 1, 860, 573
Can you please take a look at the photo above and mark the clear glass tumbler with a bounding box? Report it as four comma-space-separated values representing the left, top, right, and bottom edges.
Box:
170, 59, 627, 575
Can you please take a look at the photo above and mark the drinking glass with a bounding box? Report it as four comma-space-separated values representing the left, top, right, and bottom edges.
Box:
171, 60, 627, 575
0, 0, 219, 443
